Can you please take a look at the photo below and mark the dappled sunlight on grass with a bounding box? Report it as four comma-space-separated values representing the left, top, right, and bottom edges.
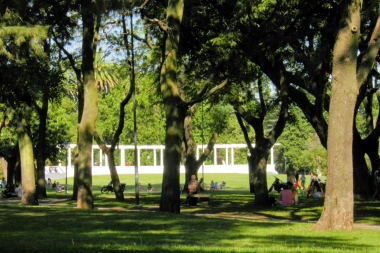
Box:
0, 174, 378, 252
0, 204, 379, 252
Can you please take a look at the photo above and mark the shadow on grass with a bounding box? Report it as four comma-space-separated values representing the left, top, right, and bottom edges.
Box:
0, 203, 378, 253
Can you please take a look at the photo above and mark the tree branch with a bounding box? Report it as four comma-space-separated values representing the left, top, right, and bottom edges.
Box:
185, 78, 229, 107
357, 15, 380, 88
143, 17, 168, 32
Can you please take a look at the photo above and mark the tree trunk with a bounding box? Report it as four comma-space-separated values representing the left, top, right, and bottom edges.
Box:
248, 148, 270, 206
159, 0, 184, 213
98, 145, 124, 201
183, 111, 198, 190
352, 133, 373, 198
2, 147, 19, 186
107, 150, 124, 201
314, 0, 360, 230
71, 149, 79, 201
1, 158, 7, 179
36, 90, 49, 198
160, 105, 185, 213
248, 156, 255, 193
183, 108, 219, 192
77, 0, 97, 209
16, 104, 38, 205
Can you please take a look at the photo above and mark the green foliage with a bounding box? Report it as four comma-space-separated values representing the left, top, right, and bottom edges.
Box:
278, 106, 327, 175
96, 70, 165, 146
0, 6, 49, 59
94, 48, 120, 93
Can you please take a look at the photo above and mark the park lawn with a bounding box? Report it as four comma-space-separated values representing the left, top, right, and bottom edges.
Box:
0, 173, 379, 252
0, 201, 379, 253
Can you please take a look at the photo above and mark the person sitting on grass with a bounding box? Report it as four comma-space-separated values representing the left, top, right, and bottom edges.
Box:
147, 183, 154, 192
14, 185, 22, 198
208, 180, 214, 190
55, 182, 63, 192
276, 185, 295, 205
219, 181, 226, 190
188, 175, 199, 194
311, 181, 324, 198
186, 175, 200, 205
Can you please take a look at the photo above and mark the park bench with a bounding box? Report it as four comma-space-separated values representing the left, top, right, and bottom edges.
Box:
188, 194, 212, 207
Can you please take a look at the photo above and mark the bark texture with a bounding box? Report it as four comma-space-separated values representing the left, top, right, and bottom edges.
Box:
159, 0, 185, 213
77, 0, 98, 209
16, 104, 38, 205
314, 0, 360, 230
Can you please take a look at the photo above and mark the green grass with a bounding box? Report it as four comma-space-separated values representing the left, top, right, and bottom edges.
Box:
0, 173, 379, 252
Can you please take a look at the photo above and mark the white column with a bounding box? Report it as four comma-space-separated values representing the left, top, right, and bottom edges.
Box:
91, 147, 94, 165
137, 148, 141, 167
160, 146, 164, 166
231, 148, 235, 165
224, 147, 228, 165
121, 147, 125, 166
270, 146, 274, 165
153, 148, 157, 166
214, 147, 217, 165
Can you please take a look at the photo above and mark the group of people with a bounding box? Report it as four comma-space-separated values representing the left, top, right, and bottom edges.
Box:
207, 180, 226, 190
304, 173, 324, 198
187, 176, 226, 193
275, 171, 325, 206
52, 180, 64, 192
1, 184, 22, 198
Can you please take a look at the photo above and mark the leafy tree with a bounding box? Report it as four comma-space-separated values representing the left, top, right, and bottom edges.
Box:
0, 2, 60, 205
231, 74, 289, 205
182, 102, 234, 192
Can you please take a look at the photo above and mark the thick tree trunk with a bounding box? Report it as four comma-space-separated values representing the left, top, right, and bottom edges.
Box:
159, 0, 184, 213
249, 148, 270, 206
314, 0, 360, 230
160, 105, 185, 213
16, 105, 38, 205
77, 0, 97, 209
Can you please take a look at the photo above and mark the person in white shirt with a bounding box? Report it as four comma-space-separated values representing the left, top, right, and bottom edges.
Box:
14, 185, 22, 198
